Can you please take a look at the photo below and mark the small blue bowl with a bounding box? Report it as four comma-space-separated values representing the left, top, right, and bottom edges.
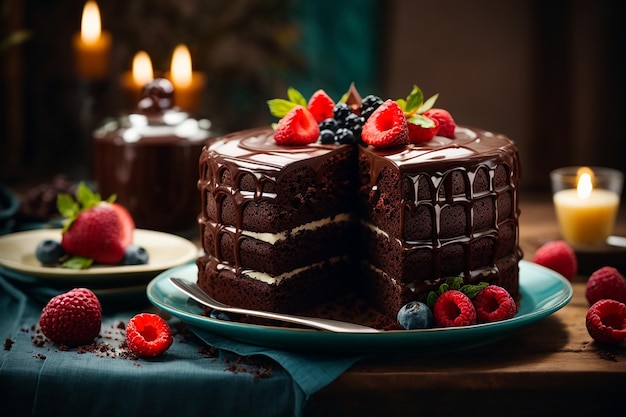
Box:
0, 185, 20, 235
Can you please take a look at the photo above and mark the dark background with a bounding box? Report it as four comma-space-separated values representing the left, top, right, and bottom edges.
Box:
2, 0, 625, 193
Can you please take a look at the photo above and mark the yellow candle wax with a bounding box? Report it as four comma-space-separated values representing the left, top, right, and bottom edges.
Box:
73, 1, 111, 79
166, 44, 206, 113
553, 188, 619, 245
120, 51, 154, 110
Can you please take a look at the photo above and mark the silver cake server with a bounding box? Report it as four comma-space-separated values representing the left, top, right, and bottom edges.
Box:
169, 277, 380, 333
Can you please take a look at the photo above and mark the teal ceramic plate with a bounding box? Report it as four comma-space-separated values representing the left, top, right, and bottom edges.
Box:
147, 260, 573, 353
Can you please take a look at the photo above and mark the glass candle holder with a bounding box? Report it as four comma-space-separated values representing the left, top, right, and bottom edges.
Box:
551, 166, 623, 245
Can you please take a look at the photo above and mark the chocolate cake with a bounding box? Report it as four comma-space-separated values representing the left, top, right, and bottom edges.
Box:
94, 78, 212, 233
197, 128, 359, 313
358, 126, 521, 317
195, 85, 523, 325
196, 125, 522, 319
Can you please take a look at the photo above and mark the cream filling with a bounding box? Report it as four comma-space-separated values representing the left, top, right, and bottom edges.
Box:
243, 256, 345, 285
221, 213, 352, 244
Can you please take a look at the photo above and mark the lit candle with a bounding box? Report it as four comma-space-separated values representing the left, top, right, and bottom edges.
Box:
72, 1, 111, 79
120, 51, 154, 110
167, 44, 206, 112
553, 167, 620, 245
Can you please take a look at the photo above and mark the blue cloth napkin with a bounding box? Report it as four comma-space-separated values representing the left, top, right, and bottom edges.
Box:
0, 269, 364, 417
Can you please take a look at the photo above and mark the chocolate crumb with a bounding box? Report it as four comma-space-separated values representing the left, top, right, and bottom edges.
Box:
598, 350, 618, 362
4, 338, 14, 350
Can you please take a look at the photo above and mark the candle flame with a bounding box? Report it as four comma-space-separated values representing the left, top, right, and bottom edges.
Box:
576, 167, 594, 199
171, 44, 193, 88
132, 51, 153, 86
81, 1, 102, 45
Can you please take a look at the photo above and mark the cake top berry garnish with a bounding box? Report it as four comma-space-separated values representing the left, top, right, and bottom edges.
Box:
268, 84, 456, 148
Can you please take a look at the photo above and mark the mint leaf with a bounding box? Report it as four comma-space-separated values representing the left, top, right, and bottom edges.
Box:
446, 276, 464, 290
426, 291, 438, 309
419, 93, 439, 113
76, 181, 97, 209
408, 114, 436, 128
61, 256, 94, 270
57, 193, 78, 218
404, 85, 424, 114
287, 87, 307, 106
460, 282, 489, 299
267, 98, 297, 118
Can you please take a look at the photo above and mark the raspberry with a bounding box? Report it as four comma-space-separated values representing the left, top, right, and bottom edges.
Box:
39, 288, 102, 346
433, 290, 477, 327
423, 108, 456, 138
307, 89, 335, 123
361, 100, 409, 148
585, 266, 626, 305
407, 117, 439, 143
585, 299, 626, 344
473, 285, 517, 323
274, 105, 320, 146
126, 313, 173, 357
531, 240, 578, 281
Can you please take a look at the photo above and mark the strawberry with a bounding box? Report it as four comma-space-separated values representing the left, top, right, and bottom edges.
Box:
39, 288, 102, 346
111, 202, 134, 248
361, 100, 409, 148
432, 290, 477, 327
585, 266, 626, 305
424, 108, 456, 138
531, 240, 578, 281
126, 313, 173, 357
274, 105, 320, 146
585, 299, 626, 344
473, 285, 517, 323
57, 182, 135, 268
407, 117, 439, 143
307, 89, 335, 123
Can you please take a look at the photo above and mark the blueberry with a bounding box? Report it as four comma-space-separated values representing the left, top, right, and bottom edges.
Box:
335, 128, 355, 144
121, 244, 149, 265
319, 129, 336, 144
35, 239, 65, 265
397, 301, 434, 330
333, 102, 351, 121
209, 309, 232, 321
318, 118, 338, 132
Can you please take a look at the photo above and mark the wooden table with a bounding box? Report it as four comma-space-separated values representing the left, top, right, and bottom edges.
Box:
308, 194, 626, 416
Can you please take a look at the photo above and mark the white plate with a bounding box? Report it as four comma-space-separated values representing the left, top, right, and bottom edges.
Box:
0, 229, 199, 285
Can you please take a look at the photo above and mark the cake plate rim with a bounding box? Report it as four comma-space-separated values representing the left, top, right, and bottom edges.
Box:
146, 260, 573, 354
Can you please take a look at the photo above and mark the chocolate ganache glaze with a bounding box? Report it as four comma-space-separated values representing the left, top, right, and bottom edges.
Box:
358, 125, 522, 305
94, 79, 212, 233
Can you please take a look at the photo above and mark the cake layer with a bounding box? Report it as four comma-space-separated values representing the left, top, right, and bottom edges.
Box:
196, 255, 356, 314
199, 214, 356, 276
199, 128, 357, 233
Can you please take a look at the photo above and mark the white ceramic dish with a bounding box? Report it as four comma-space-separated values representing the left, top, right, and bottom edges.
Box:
0, 229, 199, 285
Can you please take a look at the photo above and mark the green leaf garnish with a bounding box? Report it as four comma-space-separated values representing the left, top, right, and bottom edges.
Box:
407, 114, 437, 128
460, 282, 489, 299
397, 85, 439, 118
426, 276, 489, 309
61, 256, 94, 270
267, 87, 308, 119
403, 85, 424, 114
267, 98, 298, 118
287, 87, 307, 106
58, 181, 105, 232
